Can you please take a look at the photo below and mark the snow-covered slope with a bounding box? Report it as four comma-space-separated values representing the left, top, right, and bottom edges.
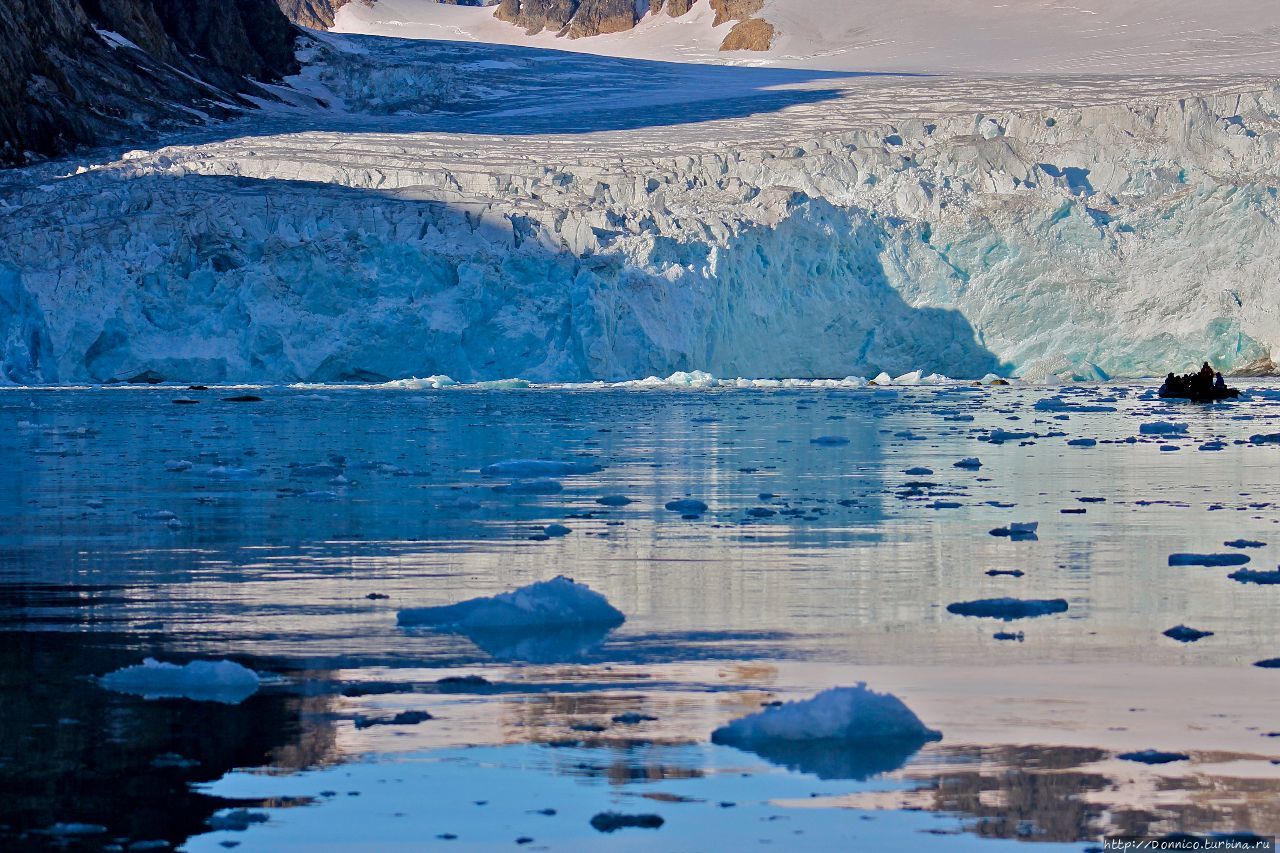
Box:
334, 0, 1280, 75
2, 4, 1279, 384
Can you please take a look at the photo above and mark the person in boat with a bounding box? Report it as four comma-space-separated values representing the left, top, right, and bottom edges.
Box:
1159, 372, 1180, 396
1198, 362, 1214, 387
1214, 371, 1226, 391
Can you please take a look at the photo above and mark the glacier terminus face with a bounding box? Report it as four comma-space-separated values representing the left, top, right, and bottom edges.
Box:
2, 26, 1279, 384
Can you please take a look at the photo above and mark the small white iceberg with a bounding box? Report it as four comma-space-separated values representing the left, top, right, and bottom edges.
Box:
397, 576, 624, 632
99, 658, 260, 704
711, 684, 942, 781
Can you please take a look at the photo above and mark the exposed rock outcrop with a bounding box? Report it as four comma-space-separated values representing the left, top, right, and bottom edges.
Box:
1229, 357, 1280, 377
0, 0, 298, 167
719, 16, 774, 51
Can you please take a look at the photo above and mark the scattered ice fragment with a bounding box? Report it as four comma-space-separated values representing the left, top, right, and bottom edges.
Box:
1224, 539, 1266, 549
954, 458, 982, 469
208, 809, 269, 831
354, 710, 433, 728
1067, 438, 1097, 447
1118, 749, 1189, 764
664, 498, 708, 514
1139, 422, 1188, 435
612, 712, 658, 724
1249, 433, 1280, 445
99, 658, 260, 703
543, 523, 572, 537
903, 467, 933, 475
596, 495, 633, 506
1229, 568, 1280, 585
37, 823, 108, 836
810, 436, 850, 446
480, 459, 601, 477
397, 576, 624, 631
985, 569, 1025, 578
1167, 553, 1250, 567
590, 812, 664, 833
164, 459, 192, 472
135, 509, 177, 521
993, 631, 1024, 641
1164, 625, 1214, 642
990, 521, 1039, 540
493, 479, 563, 495
946, 598, 1068, 620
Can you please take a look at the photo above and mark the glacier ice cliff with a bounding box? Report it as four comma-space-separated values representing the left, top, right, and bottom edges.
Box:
1, 35, 1279, 384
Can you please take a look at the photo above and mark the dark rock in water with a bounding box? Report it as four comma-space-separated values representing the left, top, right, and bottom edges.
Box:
946, 598, 1068, 620
365, 593, 389, 600
222, 395, 264, 403
188, 385, 209, 391
1224, 539, 1266, 549
985, 570, 1025, 577
1254, 658, 1280, 669
589, 812, 664, 833
1, 0, 298, 167
1117, 749, 1189, 765
1163, 625, 1214, 642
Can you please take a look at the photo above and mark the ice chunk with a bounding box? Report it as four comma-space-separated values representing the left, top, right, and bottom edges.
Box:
1250, 433, 1280, 445
493, 479, 563, 495
543, 523, 572, 537
664, 498, 708, 514
99, 658, 260, 703
480, 459, 602, 477
903, 467, 933, 475
397, 576, 624, 632
810, 435, 850, 446
712, 684, 940, 745
1163, 625, 1214, 642
164, 459, 192, 472
711, 684, 941, 781
1224, 539, 1266, 549
1139, 421, 1188, 435
1167, 553, 1250, 567
1118, 749, 1189, 764
954, 457, 982, 469
596, 495, 633, 507
946, 597, 1068, 620
1229, 568, 1280, 585
590, 812, 664, 833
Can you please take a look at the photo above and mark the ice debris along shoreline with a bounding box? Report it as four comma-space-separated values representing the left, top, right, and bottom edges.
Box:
397, 576, 625, 631
98, 658, 261, 704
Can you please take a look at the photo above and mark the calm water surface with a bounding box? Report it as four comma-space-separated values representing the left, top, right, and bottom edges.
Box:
3, 382, 1279, 850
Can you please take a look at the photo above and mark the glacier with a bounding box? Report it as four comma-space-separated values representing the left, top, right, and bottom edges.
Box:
2, 26, 1280, 384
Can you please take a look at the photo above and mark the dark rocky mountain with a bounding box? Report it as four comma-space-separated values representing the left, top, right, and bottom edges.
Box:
0, 0, 299, 167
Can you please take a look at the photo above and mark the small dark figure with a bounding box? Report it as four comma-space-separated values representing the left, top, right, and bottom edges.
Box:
1159, 372, 1179, 396
1214, 372, 1226, 391
1198, 361, 1214, 387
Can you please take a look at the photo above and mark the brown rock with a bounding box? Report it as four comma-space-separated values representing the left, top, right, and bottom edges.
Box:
1229, 356, 1280, 377
709, 0, 762, 27
719, 16, 774, 51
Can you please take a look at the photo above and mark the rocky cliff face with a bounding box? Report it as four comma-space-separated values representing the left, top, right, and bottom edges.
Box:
493, 0, 770, 46
0, 0, 298, 167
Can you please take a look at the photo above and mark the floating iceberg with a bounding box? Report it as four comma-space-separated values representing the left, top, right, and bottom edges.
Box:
946, 597, 1068, 620
397, 576, 624, 632
99, 658, 260, 703
711, 684, 941, 781
1167, 553, 1250, 567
